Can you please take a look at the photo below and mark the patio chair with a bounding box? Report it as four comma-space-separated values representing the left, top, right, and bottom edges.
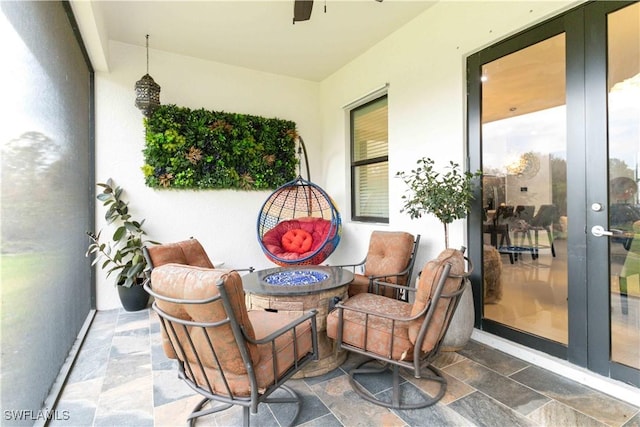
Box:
520, 204, 558, 259
335, 231, 420, 300
326, 247, 471, 409
144, 264, 318, 426
512, 205, 536, 261
143, 238, 254, 272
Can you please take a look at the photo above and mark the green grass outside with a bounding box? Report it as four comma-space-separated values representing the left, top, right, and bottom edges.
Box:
1, 252, 65, 346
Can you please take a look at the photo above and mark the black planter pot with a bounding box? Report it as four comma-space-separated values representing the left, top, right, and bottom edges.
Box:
117, 284, 150, 311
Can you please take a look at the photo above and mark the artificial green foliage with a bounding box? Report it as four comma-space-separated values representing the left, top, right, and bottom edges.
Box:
397, 158, 482, 248
142, 105, 299, 190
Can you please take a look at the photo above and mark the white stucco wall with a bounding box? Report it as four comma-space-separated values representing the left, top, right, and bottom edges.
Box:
95, 41, 322, 309
319, 0, 579, 274
95, 1, 579, 309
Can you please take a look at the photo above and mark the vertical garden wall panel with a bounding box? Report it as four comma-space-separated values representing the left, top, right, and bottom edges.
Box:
143, 105, 299, 190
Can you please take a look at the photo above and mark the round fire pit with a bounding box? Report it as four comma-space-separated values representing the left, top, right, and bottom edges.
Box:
242, 266, 354, 377
263, 270, 329, 286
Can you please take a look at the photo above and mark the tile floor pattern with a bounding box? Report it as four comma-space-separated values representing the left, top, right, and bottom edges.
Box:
51, 308, 640, 427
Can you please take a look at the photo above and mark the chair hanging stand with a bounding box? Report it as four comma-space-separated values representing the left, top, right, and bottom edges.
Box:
257, 137, 342, 266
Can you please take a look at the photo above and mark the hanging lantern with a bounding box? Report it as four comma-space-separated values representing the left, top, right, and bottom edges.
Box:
135, 34, 161, 117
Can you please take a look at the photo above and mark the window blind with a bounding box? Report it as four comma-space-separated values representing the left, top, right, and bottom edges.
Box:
351, 96, 388, 221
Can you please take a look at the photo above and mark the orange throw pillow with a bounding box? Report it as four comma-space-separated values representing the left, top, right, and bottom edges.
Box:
281, 229, 313, 254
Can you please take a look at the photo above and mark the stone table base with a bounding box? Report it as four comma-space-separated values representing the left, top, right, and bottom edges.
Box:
246, 283, 349, 377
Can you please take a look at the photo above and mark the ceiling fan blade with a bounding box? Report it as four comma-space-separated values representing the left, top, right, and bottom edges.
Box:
293, 0, 314, 23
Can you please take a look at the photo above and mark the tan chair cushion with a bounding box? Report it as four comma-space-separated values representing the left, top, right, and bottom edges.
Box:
189, 310, 313, 397
249, 310, 313, 389
151, 264, 314, 397
326, 293, 414, 361
146, 239, 214, 268
349, 273, 404, 298
349, 231, 415, 298
151, 265, 258, 373
348, 274, 371, 297
409, 248, 465, 352
364, 231, 414, 282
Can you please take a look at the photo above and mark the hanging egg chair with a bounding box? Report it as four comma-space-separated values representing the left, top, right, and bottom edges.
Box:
257, 138, 342, 266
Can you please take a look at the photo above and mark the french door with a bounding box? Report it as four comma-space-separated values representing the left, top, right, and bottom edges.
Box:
467, 1, 639, 386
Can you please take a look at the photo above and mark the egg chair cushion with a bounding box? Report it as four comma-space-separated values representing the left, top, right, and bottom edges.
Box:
281, 229, 314, 254
262, 217, 332, 261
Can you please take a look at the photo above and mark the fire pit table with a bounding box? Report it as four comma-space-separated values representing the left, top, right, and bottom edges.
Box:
242, 265, 354, 378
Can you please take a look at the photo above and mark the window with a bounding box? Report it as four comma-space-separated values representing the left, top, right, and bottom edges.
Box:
350, 95, 389, 222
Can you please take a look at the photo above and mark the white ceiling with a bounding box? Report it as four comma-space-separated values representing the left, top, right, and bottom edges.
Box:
81, 0, 436, 82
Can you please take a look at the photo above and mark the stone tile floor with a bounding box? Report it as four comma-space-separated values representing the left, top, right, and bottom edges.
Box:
51, 308, 640, 426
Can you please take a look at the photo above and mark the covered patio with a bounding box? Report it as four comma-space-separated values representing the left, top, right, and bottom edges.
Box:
3, 0, 640, 425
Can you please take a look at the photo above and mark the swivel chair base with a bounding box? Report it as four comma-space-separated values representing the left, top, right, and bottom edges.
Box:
348, 359, 447, 410
187, 384, 301, 427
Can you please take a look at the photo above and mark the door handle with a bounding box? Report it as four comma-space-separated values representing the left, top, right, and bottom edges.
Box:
591, 225, 613, 237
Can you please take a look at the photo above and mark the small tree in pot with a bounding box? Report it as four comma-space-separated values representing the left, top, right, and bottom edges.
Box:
397, 157, 481, 351
396, 157, 481, 248
86, 179, 158, 310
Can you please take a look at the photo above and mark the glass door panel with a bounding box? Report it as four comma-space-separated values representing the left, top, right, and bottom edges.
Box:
607, 3, 640, 370
481, 34, 569, 344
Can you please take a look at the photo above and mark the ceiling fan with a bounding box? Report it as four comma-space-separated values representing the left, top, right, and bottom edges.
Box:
293, 0, 383, 24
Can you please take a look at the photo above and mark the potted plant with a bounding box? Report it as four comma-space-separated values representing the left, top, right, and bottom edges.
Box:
86, 178, 157, 311
396, 157, 481, 249
397, 157, 482, 350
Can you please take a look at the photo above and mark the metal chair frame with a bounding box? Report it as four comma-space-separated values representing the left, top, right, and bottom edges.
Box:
145, 277, 318, 426
331, 250, 472, 409
336, 234, 421, 301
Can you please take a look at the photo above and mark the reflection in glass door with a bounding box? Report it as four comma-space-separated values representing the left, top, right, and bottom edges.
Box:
480, 34, 568, 344
470, 0, 640, 386
607, 3, 639, 370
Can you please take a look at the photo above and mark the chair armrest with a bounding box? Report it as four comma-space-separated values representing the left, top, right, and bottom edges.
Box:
368, 276, 413, 301
330, 257, 367, 272
368, 270, 411, 284
369, 278, 416, 293
335, 299, 422, 322
245, 309, 318, 345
